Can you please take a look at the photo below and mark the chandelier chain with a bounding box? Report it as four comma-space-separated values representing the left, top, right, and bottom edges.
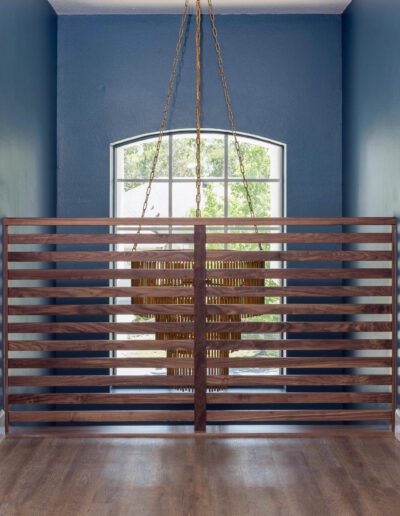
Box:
195, 0, 202, 217
207, 0, 262, 248
133, 0, 189, 249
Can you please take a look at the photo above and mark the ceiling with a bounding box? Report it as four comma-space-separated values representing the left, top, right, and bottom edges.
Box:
48, 0, 352, 15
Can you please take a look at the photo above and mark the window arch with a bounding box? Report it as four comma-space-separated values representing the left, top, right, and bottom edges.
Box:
112, 129, 285, 219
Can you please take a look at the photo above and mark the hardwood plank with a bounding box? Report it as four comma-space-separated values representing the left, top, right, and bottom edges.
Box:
206, 357, 391, 369
206, 268, 392, 280
8, 393, 194, 405
9, 375, 195, 387
206, 233, 392, 244
206, 410, 392, 423
9, 286, 194, 298
206, 304, 392, 315
2, 221, 10, 434
9, 303, 195, 316
391, 224, 398, 427
206, 250, 392, 262
206, 286, 391, 297
9, 233, 194, 244
9, 321, 195, 334
8, 251, 194, 263
9, 268, 195, 281
9, 411, 195, 423
9, 339, 194, 351
206, 392, 392, 404
205, 321, 392, 333
207, 339, 392, 351
9, 358, 194, 369
206, 375, 392, 387
194, 225, 207, 432
5, 216, 396, 226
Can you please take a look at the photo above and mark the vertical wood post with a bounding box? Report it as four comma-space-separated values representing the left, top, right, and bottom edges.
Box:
391, 222, 398, 431
2, 220, 9, 433
194, 224, 207, 432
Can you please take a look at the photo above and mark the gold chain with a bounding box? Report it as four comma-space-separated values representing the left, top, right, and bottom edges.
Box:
195, 0, 202, 218
134, 0, 189, 249
207, 0, 262, 249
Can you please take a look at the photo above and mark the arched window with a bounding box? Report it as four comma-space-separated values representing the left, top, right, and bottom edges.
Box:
112, 130, 285, 377
113, 130, 284, 220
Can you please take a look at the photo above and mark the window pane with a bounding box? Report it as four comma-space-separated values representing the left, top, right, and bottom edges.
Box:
123, 139, 169, 180
228, 182, 271, 217
172, 182, 224, 217
173, 134, 224, 178
228, 136, 273, 179
116, 181, 169, 217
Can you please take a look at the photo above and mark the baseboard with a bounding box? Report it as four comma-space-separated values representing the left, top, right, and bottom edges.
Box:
0, 410, 5, 440
396, 410, 400, 442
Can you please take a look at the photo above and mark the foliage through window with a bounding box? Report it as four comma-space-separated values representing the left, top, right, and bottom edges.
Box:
113, 130, 285, 377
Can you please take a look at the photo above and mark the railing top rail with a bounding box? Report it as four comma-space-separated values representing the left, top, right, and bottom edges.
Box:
3, 217, 397, 226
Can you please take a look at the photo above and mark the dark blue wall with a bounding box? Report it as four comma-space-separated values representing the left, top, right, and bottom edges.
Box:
57, 15, 342, 218
342, 0, 400, 406
0, 0, 57, 411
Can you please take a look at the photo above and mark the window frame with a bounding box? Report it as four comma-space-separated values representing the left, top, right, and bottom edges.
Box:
110, 129, 287, 379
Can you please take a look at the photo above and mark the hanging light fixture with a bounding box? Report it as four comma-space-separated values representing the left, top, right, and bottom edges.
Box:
131, 0, 265, 391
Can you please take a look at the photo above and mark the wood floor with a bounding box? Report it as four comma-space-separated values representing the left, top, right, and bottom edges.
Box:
1, 437, 400, 516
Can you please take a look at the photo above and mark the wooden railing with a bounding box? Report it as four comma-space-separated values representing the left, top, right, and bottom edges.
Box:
2, 217, 397, 435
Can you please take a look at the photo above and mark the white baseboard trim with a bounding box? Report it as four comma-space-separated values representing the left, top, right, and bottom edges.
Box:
395, 410, 400, 442
0, 410, 5, 440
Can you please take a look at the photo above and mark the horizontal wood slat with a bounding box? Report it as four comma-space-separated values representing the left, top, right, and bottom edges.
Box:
8, 251, 194, 262
9, 357, 391, 370
206, 286, 391, 297
8, 392, 391, 405
9, 233, 195, 245
9, 232, 391, 245
206, 392, 392, 404
206, 304, 391, 315
9, 304, 196, 316
7, 339, 392, 352
9, 286, 194, 298
9, 322, 195, 334
206, 375, 392, 387
9, 411, 195, 423
206, 268, 392, 280
8, 303, 391, 317
8, 339, 195, 351
206, 357, 391, 369
9, 376, 196, 387
8, 250, 392, 263
9, 358, 194, 369
8, 393, 194, 405
9, 268, 195, 281
205, 410, 392, 423
5, 216, 396, 226
207, 339, 392, 351
206, 233, 392, 244
8, 410, 391, 423
8, 375, 391, 387
9, 267, 391, 281
205, 322, 392, 333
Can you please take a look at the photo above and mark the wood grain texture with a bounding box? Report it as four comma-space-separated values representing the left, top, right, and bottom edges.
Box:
9, 286, 194, 298
9, 233, 195, 244
8, 250, 194, 263
206, 410, 392, 423
8, 339, 194, 351
194, 225, 207, 432
5, 216, 396, 225
9, 322, 195, 334
207, 268, 392, 279
206, 232, 392, 243
206, 303, 391, 315
1, 437, 400, 515
9, 303, 196, 316
206, 286, 391, 297
8, 392, 391, 405
206, 250, 392, 262
8, 374, 391, 387
9, 411, 195, 423
205, 321, 391, 333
